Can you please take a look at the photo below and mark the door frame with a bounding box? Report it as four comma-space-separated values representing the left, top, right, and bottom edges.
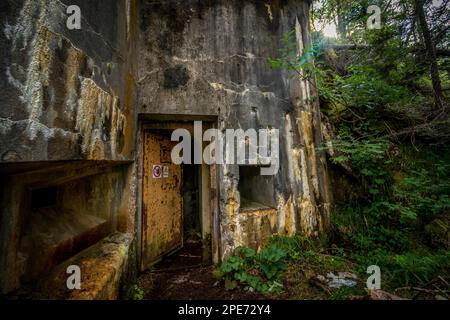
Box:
136, 117, 220, 271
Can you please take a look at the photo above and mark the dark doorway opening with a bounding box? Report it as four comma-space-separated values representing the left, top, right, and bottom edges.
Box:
183, 163, 201, 241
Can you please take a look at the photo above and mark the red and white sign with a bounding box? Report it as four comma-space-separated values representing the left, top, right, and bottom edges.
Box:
152, 165, 162, 178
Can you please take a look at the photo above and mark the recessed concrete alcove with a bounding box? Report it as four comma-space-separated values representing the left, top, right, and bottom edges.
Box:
0, 161, 134, 297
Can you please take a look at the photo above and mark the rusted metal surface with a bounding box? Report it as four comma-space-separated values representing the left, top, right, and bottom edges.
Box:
142, 131, 183, 268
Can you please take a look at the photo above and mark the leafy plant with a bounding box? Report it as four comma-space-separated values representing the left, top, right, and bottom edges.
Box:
219, 245, 288, 294
126, 284, 144, 300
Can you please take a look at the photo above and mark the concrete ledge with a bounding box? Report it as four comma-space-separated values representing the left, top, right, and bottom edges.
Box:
35, 232, 134, 300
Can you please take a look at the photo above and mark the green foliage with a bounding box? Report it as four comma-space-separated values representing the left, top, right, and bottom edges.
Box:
269, 235, 350, 271
267, 235, 317, 260
126, 284, 144, 300
258, 246, 288, 280
268, 29, 319, 82
219, 245, 287, 294
390, 251, 450, 286
329, 137, 389, 177
393, 153, 450, 220
350, 248, 450, 289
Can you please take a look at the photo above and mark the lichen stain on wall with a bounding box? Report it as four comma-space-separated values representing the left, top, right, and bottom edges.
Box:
221, 187, 241, 258
126, 0, 138, 42
276, 193, 296, 236
239, 208, 277, 251
298, 110, 320, 197
76, 78, 126, 160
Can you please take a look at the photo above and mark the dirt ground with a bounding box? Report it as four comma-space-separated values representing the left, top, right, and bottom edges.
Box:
137, 242, 265, 300
138, 265, 267, 300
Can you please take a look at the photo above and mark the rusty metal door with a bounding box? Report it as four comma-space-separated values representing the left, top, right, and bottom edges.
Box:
142, 131, 183, 268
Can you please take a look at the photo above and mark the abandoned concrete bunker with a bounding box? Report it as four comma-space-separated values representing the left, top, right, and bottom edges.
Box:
0, 0, 332, 299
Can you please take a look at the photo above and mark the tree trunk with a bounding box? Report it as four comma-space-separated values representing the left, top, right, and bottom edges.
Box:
414, 0, 444, 109
336, 0, 347, 39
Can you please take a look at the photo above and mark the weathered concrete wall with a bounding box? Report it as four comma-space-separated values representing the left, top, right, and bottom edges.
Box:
0, 0, 139, 296
138, 0, 332, 258
0, 0, 138, 161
